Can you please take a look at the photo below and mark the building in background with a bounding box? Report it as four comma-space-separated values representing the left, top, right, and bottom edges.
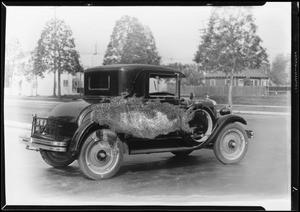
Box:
202, 69, 270, 87
4, 52, 84, 97
5, 71, 84, 97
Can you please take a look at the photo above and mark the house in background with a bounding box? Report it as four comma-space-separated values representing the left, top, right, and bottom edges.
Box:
5, 51, 84, 97
5, 71, 84, 96
202, 69, 270, 87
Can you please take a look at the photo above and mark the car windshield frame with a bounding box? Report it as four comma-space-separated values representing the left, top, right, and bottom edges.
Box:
148, 73, 179, 98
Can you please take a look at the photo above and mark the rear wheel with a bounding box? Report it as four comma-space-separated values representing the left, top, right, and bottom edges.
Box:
78, 129, 124, 180
40, 150, 75, 168
171, 150, 193, 157
213, 123, 248, 164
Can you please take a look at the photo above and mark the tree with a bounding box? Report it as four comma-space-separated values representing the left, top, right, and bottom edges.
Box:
194, 7, 269, 106
166, 63, 204, 86
269, 54, 289, 86
5, 37, 23, 88
21, 49, 46, 96
32, 18, 83, 99
103, 15, 161, 65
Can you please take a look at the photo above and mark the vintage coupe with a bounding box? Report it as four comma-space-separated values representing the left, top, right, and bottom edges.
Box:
20, 64, 253, 180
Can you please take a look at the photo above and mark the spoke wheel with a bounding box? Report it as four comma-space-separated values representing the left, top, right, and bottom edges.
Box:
185, 109, 213, 145
213, 123, 248, 164
78, 129, 124, 180
40, 150, 75, 168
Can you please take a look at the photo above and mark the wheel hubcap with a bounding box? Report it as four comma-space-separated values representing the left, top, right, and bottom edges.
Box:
220, 129, 245, 160
228, 140, 236, 149
96, 150, 107, 161
85, 131, 119, 175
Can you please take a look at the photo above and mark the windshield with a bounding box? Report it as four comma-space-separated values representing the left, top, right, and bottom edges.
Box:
149, 74, 178, 97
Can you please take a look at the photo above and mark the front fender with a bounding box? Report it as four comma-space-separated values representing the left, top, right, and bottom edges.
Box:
195, 114, 247, 149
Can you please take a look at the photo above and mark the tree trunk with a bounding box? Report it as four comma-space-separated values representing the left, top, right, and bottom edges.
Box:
57, 54, 61, 100
10, 75, 13, 95
53, 70, 56, 96
11, 61, 14, 95
227, 74, 234, 107
35, 75, 38, 96
58, 69, 61, 100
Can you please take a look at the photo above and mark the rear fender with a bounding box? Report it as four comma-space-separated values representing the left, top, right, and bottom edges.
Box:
68, 121, 129, 157
68, 121, 99, 157
196, 114, 247, 149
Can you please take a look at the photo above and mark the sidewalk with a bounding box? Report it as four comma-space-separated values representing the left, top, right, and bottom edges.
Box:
4, 95, 79, 102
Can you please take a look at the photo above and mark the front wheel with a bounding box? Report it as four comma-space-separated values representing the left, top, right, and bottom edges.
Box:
40, 150, 75, 168
78, 129, 124, 180
213, 123, 248, 164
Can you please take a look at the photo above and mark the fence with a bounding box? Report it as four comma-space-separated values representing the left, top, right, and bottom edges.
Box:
181, 85, 268, 97
268, 86, 291, 94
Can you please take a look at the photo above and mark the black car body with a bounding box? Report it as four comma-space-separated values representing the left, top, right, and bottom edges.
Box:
20, 64, 253, 180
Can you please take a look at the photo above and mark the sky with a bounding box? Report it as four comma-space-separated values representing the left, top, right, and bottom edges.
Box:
5, 2, 291, 67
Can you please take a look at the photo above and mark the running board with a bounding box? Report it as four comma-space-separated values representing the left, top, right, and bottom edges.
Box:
130, 146, 194, 155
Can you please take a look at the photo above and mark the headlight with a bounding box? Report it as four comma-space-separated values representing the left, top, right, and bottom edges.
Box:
211, 99, 217, 106
207, 98, 217, 106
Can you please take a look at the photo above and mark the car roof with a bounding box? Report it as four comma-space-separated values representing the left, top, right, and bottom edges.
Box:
85, 64, 186, 77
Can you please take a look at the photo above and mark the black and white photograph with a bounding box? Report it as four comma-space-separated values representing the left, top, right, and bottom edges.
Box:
2, 2, 297, 211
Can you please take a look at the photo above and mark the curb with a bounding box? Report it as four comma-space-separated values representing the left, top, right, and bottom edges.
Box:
232, 104, 291, 108
231, 110, 291, 116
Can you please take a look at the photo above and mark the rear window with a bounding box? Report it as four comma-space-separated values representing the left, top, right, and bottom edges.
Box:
88, 73, 110, 90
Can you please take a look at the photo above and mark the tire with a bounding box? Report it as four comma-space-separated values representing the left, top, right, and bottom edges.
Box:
40, 150, 75, 168
185, 109, 214, 145
213, 123, 248, 164
171, 150, 193, 157
78, 129, 124, 180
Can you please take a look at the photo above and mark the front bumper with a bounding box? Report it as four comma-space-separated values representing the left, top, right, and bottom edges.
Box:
19, 136, 68, 152
245, 130, 254, 139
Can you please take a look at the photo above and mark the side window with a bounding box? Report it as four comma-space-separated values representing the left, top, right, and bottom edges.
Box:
225, 79, 230, 85
149, 74, 177, 96
238, 79, 244, 86
261, 80, 267, 86
210, 79, 216, 86
63, 80, 68, 87
89, 73, 110, 90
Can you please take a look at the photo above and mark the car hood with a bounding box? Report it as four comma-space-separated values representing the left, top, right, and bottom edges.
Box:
47, 100, 91, 123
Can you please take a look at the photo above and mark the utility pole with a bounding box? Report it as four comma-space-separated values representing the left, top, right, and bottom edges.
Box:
94, 43, 98, 55
91, 43, 98, 67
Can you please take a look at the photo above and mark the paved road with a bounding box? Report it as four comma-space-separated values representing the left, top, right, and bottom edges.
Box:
4, 98, 291, 124
4, 114, 291, 210
4, 99, 62, 123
